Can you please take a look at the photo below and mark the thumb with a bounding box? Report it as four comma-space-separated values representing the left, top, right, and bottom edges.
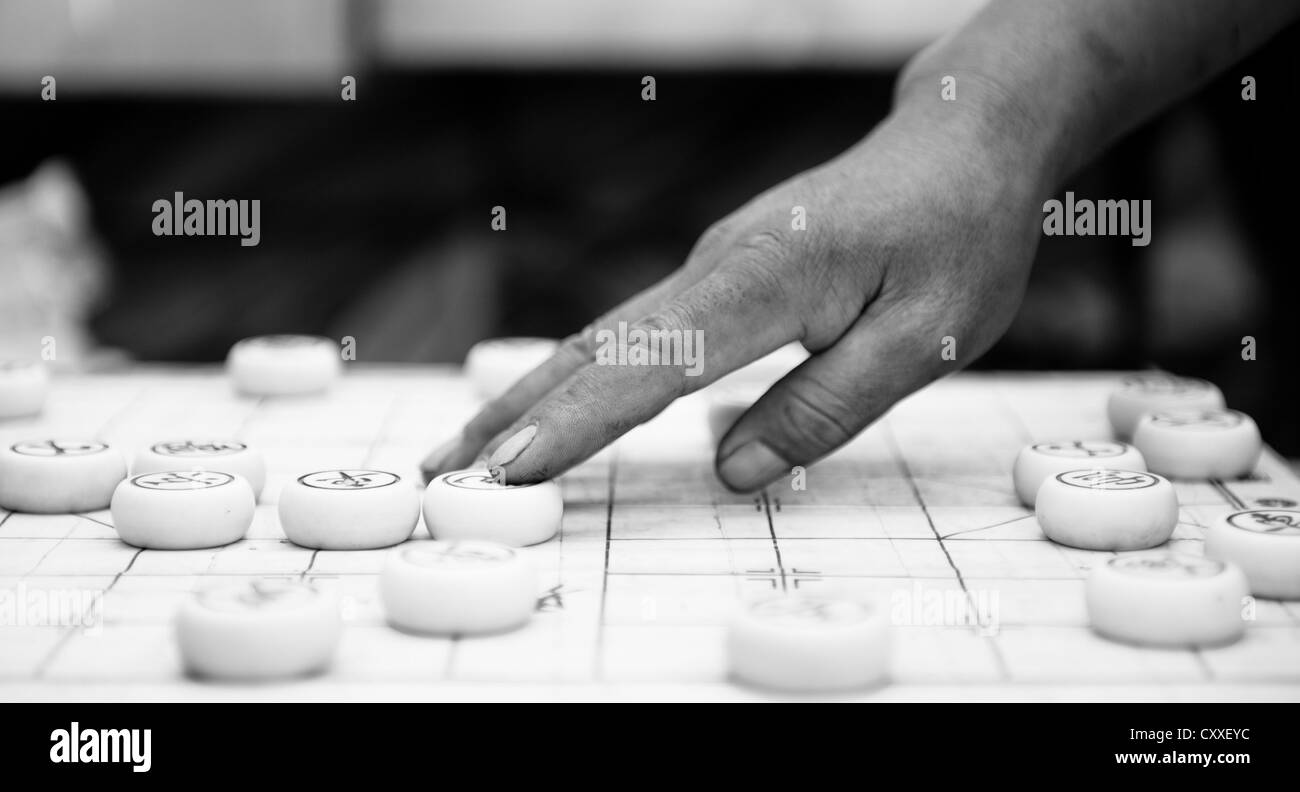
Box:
715, 316, 940, 491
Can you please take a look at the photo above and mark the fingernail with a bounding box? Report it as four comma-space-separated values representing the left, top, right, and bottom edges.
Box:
488, 424, 537, 468
717, 440, 787, 491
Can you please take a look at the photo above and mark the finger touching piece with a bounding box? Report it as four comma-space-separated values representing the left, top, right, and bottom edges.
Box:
485, 265, 805, 485
419, 271, 698, 483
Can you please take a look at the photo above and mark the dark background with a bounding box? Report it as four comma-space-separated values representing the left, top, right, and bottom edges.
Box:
0, 8, 1295, 451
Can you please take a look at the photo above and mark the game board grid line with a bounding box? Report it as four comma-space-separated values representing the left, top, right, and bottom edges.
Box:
359, 391, 402, 470
33, 545, 144, 680
1210, 479, 1247, 510
235, 395, 267, 436
77, 513, 115, 531
594, 445, 618, 681
882, 417, 1013, 679
938, 513, 1036, 538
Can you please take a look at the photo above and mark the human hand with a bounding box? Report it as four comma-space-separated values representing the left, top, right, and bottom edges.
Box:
423, 94, 1050, 491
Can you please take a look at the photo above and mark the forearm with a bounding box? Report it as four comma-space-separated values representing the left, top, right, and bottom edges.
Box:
894, 0, 1300, 190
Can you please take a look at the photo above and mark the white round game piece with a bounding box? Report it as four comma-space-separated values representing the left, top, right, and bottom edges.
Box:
1106, 373, 1224, 440
727, 596, 890, 692
1035, 469, 1177, 551
279, 469, 419, 550
111, 471, 255, 549
0, 360, 49, 419
423, 469, 562, 546
226, 334, 340, 397
1086, 551, 1248, 647
132, 439, 266, 498
380, 540, 538, 635
176, 579, 341, 680
0, 439, 127, 513
1012, 441, 1147, 507
1132, 409, 1262, 480
1205, 509, 1300, 600
464, 337, 560, 400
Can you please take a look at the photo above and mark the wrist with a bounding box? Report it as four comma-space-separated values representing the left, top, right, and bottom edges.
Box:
891, 56, 1078, 197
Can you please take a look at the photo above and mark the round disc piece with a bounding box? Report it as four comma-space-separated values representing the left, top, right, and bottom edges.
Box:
1106, 374, 1224, 440
1132, 409, 1262, 480
380, 540, 538, 635
112, 470, 255, 549
279, 469, 419, 550
1012, 440, 1147, 507
0, 360, 49, 419
1205, 509, 1300, 600
464, 337, 560, 400
176, 579, 341, 680
226, 335, 341, 396
423, 469, 562, 546
1086, 551, 1248, 647
0, 439, 127, 513
133, 439, 266, 498
727, 596, 891, 692
1035, 469, 1178, 551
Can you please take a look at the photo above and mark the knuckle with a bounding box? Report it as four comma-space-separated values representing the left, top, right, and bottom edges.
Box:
688, 220, 733, 264
735, 228, 791, 267
562, 331, 597, 364
635, 302, 695, 337
624, 306, 695, 400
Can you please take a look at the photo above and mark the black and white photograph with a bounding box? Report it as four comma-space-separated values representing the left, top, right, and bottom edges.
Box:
0, 0, 1297, 755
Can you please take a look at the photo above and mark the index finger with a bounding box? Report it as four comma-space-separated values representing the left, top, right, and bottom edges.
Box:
482, 263, 804, 484
420, 271, 691, 480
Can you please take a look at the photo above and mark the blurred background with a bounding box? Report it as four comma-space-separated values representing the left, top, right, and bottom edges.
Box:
0, 0, 1296, 450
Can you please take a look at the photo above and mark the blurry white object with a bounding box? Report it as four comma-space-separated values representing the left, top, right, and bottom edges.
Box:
1086, 552, 1248, 648
0, 0, 351, 94
380, 540, 539, 635
0, 160, 110, 367
379, 0, 988, 66
176, 580, 342, 680
226, 335, 342, 396
0, 360, 50, 418
464, 337, 560, 400
727, 596, 891, 692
